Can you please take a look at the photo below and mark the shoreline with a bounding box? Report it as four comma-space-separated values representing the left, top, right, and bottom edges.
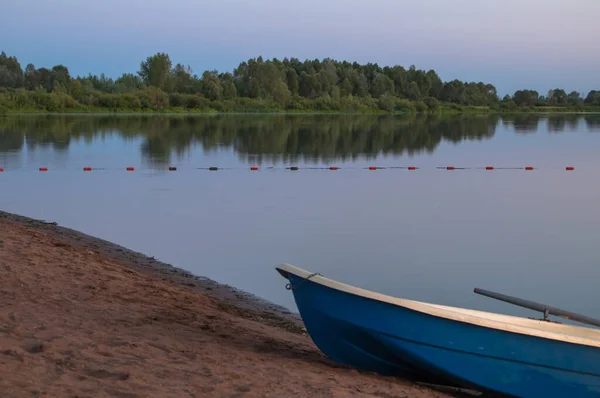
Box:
0, 210, 303, 334
3, 109, 600, 117
0, 209, 475, 397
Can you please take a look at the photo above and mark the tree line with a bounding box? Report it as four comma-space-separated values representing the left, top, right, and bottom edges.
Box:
1, 50, 599, 113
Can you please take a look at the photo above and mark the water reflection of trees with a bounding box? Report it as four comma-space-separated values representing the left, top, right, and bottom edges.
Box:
500, 113, 599, 134
0, 113, 598, 166
501, 115, 541, 133
546, 114, 584, 133
584, 115, 600, 131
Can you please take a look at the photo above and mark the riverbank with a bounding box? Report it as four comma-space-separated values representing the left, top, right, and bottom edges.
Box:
0, 210, 470, 397
3, 106, 600, 116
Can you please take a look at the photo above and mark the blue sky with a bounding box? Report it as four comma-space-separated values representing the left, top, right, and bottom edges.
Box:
2, 0, 599, 96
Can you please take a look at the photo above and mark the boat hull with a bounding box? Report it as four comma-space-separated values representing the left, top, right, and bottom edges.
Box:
279, 269, 600, 398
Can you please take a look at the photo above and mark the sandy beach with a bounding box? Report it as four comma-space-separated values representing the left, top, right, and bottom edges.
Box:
0, 210, 469, 398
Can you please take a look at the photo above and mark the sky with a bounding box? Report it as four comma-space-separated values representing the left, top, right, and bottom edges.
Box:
2, 0, 599, 96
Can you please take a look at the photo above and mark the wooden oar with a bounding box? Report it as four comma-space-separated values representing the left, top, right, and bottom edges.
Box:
474, 288, 600, 328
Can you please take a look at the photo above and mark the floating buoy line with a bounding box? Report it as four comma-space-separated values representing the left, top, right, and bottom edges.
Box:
0, 165, 578, 173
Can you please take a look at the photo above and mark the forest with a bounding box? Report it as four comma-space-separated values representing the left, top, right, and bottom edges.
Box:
1, 51, 599, 114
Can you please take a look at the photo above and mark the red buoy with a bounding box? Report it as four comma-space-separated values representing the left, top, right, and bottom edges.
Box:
486, 166, 494, 170
83, 167, 92, 171
446, 166, 455, 170
0, 168, 4, 172
168, 167, 177, 171
250, 166, 259, 171
408, 166, 416, 171
329, 166, 339, 170
368, 166, 377, 170
566, 166, 574, 171
39, 167, 48, 172
525, 166, 534, 171
126, 167, 135, 171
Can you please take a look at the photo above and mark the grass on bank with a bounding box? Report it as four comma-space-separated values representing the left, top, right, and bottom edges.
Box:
1, 87, 600, 116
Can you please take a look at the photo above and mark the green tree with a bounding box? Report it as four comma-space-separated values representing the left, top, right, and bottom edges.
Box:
285, 69, 299, 95
423, 96, 440, 111
24, 64, 40, 90
51, 65, 71, 88
386, 65, 407, 95
299, 71, 319, 98
68, 79, 84, 99
405, 81, 421, 101
0, 66, 18, 88
221, 72, 237, 99
440, 80, 466, 104
548, 89, 567, 105
0, 51, 24, 88
340, 78, 353, 96
351, 72, 368, 97
171, 63, 194, 94
272, 81, 292, 107
115, 73, 141, 92
138, 52, 173, 91
567, 91, 582, 106
584, 90, 600, 106
378, 94, 395, 111
427, 70, 443, 98
201, 70, 222, 101
371, 73, 394, 98
513, 90, 539, 107
37, 68, 54, 92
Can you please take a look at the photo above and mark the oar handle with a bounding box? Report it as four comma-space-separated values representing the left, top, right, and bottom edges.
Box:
474, 288, 600, 328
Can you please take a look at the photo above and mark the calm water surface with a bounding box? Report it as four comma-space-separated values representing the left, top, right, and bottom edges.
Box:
1, 114, 600, 323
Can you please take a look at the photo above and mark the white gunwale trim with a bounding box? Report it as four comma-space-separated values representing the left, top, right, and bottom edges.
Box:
276, 263, 600, 349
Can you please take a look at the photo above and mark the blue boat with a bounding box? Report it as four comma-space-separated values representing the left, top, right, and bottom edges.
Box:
276, 263, 600, 398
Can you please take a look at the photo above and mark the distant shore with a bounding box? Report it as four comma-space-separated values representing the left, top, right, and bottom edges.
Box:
2, 51, 600, 118
3, 107, 600, 116
0, 210, 469, 397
